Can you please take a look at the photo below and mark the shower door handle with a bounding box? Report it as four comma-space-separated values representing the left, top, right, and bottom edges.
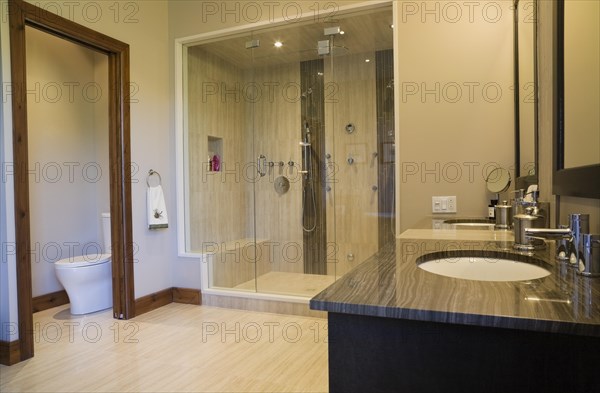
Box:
257, 155, 267, 177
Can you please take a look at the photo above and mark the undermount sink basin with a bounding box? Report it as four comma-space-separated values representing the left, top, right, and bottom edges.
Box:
417, 251, 551, 282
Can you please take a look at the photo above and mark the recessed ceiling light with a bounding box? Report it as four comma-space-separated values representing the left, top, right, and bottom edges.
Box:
365, 59, 371, 63
390, 24, 394, 29
274, 41, 283, 48
340, 30, 345, 35
317, 72, 324, 76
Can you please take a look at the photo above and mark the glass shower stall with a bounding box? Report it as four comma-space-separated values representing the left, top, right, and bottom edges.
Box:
183, 5, 395, 298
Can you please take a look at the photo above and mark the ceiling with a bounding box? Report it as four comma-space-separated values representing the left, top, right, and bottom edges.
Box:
189, 8, 394, 69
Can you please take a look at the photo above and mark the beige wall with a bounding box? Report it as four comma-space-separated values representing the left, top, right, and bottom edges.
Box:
26, 27, 108, 297
396, 0, 515, 230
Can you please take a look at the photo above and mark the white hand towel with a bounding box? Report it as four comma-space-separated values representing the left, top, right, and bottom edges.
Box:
147, 185, 168, 230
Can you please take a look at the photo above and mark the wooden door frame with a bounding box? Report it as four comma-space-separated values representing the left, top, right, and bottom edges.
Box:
8, 0, 135, 362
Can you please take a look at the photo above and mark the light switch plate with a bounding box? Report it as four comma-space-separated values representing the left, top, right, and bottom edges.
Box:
432, 196, 457, 214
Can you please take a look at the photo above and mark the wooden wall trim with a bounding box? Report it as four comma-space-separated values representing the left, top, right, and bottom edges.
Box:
134, 288, 173, 317
0, 340, 21, 366
9, 0, 35, 363
172, 288, 201, 305
134, 288, 202, 317
32, 290, 69, 313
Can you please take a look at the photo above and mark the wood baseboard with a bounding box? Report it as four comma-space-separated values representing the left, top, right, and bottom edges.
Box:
134, 288, 173, 317
134, 287, 201, 316
172, 287, 201, 305
32, 290, 69, 313
31, 287, 200, 319
0, 340, 21, 366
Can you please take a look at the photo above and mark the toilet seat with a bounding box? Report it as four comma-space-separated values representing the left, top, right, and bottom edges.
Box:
55, 254, 111, 269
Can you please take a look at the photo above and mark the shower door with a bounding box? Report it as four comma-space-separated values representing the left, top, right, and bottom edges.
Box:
246, 7, 396, 296
246, 28, 334, 297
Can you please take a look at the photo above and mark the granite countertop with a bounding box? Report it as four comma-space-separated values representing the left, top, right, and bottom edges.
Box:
310, 218, 600, 337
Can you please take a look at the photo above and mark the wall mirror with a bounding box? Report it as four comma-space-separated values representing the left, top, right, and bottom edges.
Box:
554, 0, 600, 198
514, 0, 538, 189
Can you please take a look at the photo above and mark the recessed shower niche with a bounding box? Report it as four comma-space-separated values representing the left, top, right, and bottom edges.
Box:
207, 136, 223, 172
182, 5, 396, 298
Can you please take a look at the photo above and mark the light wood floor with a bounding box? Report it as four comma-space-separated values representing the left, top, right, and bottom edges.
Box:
0, 303, 329, 392
232, 272, 337, 297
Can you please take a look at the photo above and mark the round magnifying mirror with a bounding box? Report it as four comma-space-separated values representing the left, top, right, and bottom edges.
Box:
486, 167, 511, 194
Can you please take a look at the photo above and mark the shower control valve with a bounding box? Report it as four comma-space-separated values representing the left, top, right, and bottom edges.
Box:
347, 156, 355, 165
372, 185, 378, 192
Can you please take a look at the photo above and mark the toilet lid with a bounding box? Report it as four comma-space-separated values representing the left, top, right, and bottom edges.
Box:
55, 254, 111, 269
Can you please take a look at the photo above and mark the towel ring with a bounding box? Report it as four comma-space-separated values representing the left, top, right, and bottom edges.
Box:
147, 169, 162, 187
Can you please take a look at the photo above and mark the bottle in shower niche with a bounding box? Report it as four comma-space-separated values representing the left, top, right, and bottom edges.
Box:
207, 155, 213, 172
212, 154, 220, 172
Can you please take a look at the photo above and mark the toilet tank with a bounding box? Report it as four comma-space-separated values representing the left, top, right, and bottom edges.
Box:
101, 213, 111, 253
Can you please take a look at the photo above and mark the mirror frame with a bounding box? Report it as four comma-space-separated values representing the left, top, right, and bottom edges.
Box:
553, 0, 600, 198
514, 0, 539, 190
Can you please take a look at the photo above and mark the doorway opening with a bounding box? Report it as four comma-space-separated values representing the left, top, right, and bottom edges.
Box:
8, 0, 134, 362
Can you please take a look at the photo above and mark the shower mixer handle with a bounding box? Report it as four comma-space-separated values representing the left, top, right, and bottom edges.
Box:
257, 155, 267, 177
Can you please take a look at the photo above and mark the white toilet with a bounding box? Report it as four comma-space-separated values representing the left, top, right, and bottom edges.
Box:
54, 213, 112, 315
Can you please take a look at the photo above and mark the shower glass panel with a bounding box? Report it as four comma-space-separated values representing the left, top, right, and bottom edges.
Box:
186, 6, 394, 297
186, 33, 257, 292
322, 10, 396, 282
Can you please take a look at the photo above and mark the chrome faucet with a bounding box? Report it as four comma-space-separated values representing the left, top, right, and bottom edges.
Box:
512, 190, 548, 251
525, 214, 599, 276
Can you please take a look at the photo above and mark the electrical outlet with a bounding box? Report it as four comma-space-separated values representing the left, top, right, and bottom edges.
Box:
432, 196, 457, 214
